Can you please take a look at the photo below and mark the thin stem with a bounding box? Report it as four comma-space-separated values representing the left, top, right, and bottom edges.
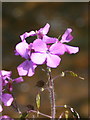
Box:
47, 67, 56, 119
11, 93, 21, 114
29, 110, 52, 118
58, 112, 64, 120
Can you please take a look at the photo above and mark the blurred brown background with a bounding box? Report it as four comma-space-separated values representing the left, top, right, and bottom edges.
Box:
2, 2, 88, 118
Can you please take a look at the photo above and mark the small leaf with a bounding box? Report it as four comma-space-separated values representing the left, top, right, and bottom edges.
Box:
69, 71, 78, 77
65, 110, 69, 119
65, 70, 84, 80
36, 93, 41, 110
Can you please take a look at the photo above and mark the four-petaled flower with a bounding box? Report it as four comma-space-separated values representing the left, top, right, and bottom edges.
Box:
0, 70, 24, 91
31, 39, 65, 68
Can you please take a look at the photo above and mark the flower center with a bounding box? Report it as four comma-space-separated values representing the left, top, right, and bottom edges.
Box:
46, 50, 50, 54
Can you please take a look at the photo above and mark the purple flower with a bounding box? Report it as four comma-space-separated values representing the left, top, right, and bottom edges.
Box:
0, 115, 14, 120
31, 39, 65, 68
59, 28, 79, 54
0, 70, 11, 87
15, 41, 37, 77
2, 93, 13, 106
15, 24, 79, 76
0, 70, 24, 91
19, 23, 58, 44
0, 93, 13, 112
0, 70, 24, 112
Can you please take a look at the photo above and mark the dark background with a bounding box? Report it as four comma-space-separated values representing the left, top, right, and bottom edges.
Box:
2, 2, 88, 118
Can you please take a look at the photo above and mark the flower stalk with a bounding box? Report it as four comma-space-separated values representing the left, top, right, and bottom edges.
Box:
47, 67, 56, 119
29, 110, 52, 118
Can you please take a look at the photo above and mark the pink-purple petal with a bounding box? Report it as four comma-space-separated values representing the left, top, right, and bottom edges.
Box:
17, 60, 37, 77
33, 39, 48, 52
0, 70, 11, 78
49, 43, 66, 55
0, 104, 3, 112
31, 53, 47, 65
20, 31, 36, 41
0, 79, 2, 93
60, 28, 73, 43
38, 23, 50, 35
15, 41, 29, 59
14, 50, 20, 56
0, 115, 14, 120
0, 70, 11, 86
28, 61, 37, 76
46, 54, 61, 68
64, 44, 79, 54
2, 93, 13, 106
17, 60, 29, 76
42, 35, 58, 44
13, 77, 24, 83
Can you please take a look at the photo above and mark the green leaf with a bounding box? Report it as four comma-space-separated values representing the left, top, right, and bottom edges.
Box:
65, 110, 69, 119
36, 93, 41, 110
70, 71, 78, 77
65, 71, 84, 80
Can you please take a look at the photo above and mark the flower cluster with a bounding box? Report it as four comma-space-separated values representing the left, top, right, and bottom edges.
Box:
0, 70, 24, 112
15, 23, 79, 77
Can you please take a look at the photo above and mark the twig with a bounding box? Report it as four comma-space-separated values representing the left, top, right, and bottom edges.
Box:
29, 110, 52, 118
52, 74, 64, 81
56, 105, 80, 119
58, 112, 64, 120
11, 93, 21, 114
